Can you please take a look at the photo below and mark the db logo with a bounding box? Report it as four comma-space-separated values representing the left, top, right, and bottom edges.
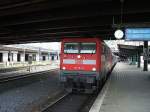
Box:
75, 60, 83, 64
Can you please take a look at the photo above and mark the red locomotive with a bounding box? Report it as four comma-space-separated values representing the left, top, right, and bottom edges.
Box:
60, 37, 117, 92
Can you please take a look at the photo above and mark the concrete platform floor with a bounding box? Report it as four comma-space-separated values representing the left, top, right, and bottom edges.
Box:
90, 62, 150, 112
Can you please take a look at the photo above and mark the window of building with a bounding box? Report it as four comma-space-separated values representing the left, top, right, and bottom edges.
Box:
17, 53, 21, 62
32, 54, 36, 61
42, 56, 46, 61
25, 54, 29, 61
8, 53, 13, 62
0, 53, 3, 62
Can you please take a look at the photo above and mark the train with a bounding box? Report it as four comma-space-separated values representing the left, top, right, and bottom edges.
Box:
60, 37, 117, 93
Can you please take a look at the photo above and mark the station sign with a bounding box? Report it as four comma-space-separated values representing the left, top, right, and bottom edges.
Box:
125, 28, 150, 41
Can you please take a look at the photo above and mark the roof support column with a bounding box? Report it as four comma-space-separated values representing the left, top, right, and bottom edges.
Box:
143, 41, 148, 71
137, 52, 141, 68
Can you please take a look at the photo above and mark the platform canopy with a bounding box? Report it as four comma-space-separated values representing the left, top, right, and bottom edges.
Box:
117, 44, 143, 58
0, 0, 150, 44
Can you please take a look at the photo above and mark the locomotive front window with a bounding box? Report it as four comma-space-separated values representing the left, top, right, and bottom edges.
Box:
80, 43, 96, 54
64, 43, 79, 53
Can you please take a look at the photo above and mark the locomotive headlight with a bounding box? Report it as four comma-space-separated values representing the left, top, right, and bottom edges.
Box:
92, 67, 96, 71
62, 67, 66, 70
77, 55, 81, 58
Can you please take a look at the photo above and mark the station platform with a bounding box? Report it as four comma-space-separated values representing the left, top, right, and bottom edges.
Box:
90, 62, 150, 112
0, 61, 59, 80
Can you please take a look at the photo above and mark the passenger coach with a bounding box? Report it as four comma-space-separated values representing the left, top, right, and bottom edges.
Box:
60, 38, 116, 92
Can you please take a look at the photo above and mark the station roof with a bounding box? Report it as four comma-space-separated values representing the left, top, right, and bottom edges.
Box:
0, 45, 52, 53
0, 0, 150, 44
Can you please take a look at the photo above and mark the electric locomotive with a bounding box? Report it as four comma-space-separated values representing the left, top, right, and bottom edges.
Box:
60, 38, 116, 92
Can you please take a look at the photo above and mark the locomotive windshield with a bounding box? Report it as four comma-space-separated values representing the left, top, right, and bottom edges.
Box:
64, 43, 79, 53
80, 43, 96, 54
64, 42, 96, 54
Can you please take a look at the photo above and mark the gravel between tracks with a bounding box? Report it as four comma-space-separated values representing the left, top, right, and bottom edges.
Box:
0, 70, 62, 112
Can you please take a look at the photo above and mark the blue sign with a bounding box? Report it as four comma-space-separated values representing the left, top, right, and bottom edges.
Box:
125, 28, 150, 40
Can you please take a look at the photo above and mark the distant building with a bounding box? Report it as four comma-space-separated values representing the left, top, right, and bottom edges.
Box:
0, 45, 59, 67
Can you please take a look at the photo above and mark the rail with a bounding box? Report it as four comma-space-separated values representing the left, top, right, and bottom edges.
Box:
0, 61, 54, 69
41, 92, 94, 112
0, 69, 58, 83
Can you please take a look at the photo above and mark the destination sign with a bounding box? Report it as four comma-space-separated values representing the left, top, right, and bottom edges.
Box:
125, 28, 150, 41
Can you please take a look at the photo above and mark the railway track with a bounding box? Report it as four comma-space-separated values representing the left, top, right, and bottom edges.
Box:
0, 69, 58, 83
0, 64, 54, 73
39, 68, 112, 112
40, 67, 115, 112
41, 92, 95, 112
0, 66, 27, 73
